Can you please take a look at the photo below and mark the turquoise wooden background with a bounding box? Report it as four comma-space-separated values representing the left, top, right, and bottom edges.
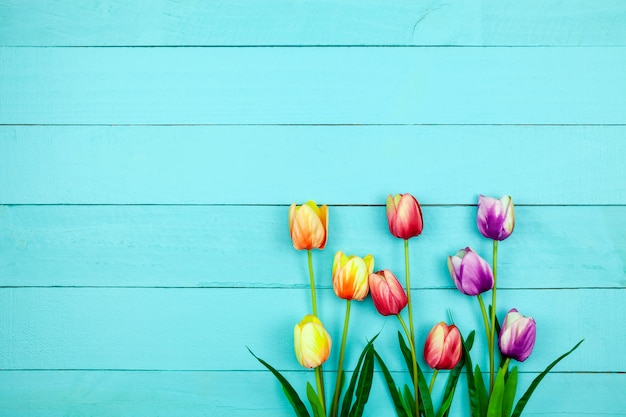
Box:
1, 1, 625, 416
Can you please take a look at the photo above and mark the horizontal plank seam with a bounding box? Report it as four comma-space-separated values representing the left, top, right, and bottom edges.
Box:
1, 204, 625, 208
0, 369, 619, 374
3, 123, 626, 127
0, 286, 622, 290
4, 45, 626, 49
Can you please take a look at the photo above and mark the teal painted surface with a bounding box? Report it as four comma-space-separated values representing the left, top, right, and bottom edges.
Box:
1, 1, 625, 416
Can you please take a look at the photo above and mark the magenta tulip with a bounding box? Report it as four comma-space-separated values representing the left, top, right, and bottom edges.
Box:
424, 322, 462, 370
477, 195, 515, 241
368, 270, 408, 316
386, 193, 423, 240
447, 247, 494, 296
499, 309, 536, 362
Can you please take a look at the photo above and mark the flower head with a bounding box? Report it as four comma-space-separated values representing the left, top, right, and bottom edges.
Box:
294, 315, 332, 368
288, 201, 328, 250
499, 308, 536, 362
447, 247, 494, 296
386, 193, 423, 240
477, 195, 515, 241
424, 322, 462, 370
332, 251, 374, 301
368, 269, 408, 316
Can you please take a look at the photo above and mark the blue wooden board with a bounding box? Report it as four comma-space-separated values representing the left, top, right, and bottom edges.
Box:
1, 127, 625, 205
0, 1, 624, 416
2, 47, 625, 125
1, 0, 625, 46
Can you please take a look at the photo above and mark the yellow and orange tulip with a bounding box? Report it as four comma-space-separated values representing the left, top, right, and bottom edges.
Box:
288, 201, 328, 250
293, 315, 332, 369
332, 251, 374, 301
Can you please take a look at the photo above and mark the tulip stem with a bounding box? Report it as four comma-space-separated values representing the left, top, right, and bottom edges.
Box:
404, 239, 416, 344
315, 365, 326, 415
489, 240, 499, 393
476, 294, 491, 350
397, 314, 420, 417
331, 300, 351, 417
307, 250, 318, 317
429, 370, 439, 394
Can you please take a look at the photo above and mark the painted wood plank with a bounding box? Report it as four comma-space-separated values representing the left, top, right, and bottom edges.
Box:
1, 126, 625, 205
1, 1, 625, 47
0, 287, 614, 372
2, 47, 625, 125
1, 205, 624, 289
0, 371, 623, 417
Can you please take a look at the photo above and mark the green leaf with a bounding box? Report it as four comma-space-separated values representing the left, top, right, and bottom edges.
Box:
461, 333, 482, 417
415, 360, 435, 417
502, 367, 518, 417
487, 365, 507, 417
402, 385, 417, 417
397, 332, 415, 381
349, 346, 375, 417
340, 336, 378, 417
373, 351, 409, 417
511, 340, 584, 417
398, 387, 414, 417
248, 348, 311, 417
474, 365, 488, 417
307, 382, 325, 417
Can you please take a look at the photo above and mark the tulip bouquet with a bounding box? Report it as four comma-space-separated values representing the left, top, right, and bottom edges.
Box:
250, 195, 582, 417
249, 201, 379, 417
447, 195, 583, 417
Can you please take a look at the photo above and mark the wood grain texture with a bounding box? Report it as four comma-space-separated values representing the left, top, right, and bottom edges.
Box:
1, 0, 625, 47
1, 205, 624, 289
0, 287, 612, 372
1, 126, 625, 205
0, 371, 623, 417
2, 47, 625, 125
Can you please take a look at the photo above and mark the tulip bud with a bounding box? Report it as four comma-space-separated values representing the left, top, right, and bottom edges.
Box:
332, 251, 374, 301
476, 195, 515, 241
386, 193, 423, 240
294, 315, 332, 369
499, 309, 536, 362
368, 270, 408, 316
288, 201, 328, 250
424, 322, 462, 370
447, 247, 494, 296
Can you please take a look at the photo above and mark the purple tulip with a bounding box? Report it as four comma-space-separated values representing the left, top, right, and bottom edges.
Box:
447, 247, 494, 296
499, 309, 536, 362
477, 195, 515, 241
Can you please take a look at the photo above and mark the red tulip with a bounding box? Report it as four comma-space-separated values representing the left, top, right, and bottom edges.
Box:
368, 270, 408, 316
386, 193, 423, 240
424, 322, 462, 370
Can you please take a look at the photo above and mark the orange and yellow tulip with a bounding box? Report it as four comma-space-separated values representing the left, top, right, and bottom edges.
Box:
332, 251, 374, 301
288, 201, 328, 250
293, 315, 332, 369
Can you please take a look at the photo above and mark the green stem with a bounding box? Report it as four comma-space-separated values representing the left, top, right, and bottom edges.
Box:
477, 294, 491, 349
397, 314, 420, 417
404, 240, 415, 344
429, 370, 439, 394
330, 300, 351, 417
315, 365, 326, 416
489, 240, 499, 392
307, 250, 318, 317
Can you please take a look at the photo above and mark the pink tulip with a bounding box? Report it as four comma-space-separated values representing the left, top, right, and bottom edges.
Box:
386, 193, 423, 240
477, 195, 515, 241
424, 322, 462, 370
368, 270, 408, 316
